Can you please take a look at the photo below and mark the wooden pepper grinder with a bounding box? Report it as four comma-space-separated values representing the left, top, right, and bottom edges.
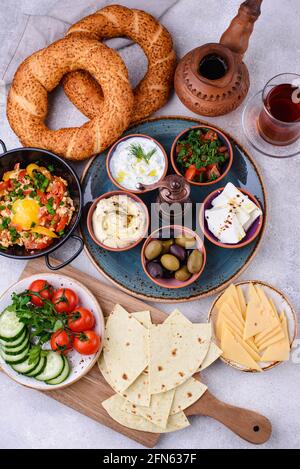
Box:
174, 0, 263, 117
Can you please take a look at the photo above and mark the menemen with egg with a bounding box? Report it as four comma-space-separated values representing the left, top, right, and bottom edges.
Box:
0, 163, 74, 250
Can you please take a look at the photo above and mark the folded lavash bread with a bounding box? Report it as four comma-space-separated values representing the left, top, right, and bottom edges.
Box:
103, 305, 149, 393
99, 309, 151, 406
149, 321, 211, 394
166, 309, 222, 371
102, 394, 190, 434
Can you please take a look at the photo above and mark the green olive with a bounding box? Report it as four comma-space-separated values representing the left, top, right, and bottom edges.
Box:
187, 250, 203, 274
175, 265, 192, 282
175, 236, 196, 249
161, 238, 174, 254
145, 240, 163, 261
161, 254, 180, 271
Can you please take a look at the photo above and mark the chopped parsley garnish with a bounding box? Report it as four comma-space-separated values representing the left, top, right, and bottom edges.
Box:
46, 197, 55, 215
0, 217, 11, 230
47, 164, 54, 173
0, 205, 5, 211
30, 221, 36, 228
58, 230, 65, 236
9, 227, 20, 242
33, 171, 49, 192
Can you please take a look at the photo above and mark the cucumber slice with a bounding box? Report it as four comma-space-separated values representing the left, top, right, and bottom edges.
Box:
0, 309, 25, 341
26, 355, 47, 377
0, 329, 28, 348
46, 356, 70, 385
0, 344, 30, 364
11, 353, 39, 374
35, 351, 64, 381
2, 335, 30, 355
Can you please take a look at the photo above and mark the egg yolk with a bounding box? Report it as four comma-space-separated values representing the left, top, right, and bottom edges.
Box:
12, 199, 40, 230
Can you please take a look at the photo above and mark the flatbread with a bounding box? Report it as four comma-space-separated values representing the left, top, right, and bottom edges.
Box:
198, 342, 222, 371
166, 309, 221, 372
102, 394, 190, 433
130, 311, 152, 329
170, 377, 207, 415
149, 322, 211, 394
103, 304, 149, 392
122, 389, 175, 429
98, 354, 150, 406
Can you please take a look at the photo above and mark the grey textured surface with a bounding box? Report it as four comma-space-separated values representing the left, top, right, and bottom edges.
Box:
0, 0, 300, 449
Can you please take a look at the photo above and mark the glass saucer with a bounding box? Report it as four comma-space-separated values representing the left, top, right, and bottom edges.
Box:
242, 90, 300, 158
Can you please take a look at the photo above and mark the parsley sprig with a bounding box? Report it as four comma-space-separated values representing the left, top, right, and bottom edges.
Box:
7, 291, 67, 346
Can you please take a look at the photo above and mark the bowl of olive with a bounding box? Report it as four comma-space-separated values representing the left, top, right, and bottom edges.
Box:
141, 225, 206, 289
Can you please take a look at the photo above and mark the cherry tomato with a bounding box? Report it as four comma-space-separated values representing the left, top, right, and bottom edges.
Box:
52, 288, 78, 314
68, 307, 95, 332
50, 329, 73, 354
29, 279, 54, 307
73, 330, 100, 355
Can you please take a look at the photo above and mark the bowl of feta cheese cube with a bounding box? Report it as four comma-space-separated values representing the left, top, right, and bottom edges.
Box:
200, 182, 264, 248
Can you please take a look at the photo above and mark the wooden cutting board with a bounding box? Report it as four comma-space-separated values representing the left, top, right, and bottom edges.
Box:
4, 257, 166, 448
1, 258, 272, 447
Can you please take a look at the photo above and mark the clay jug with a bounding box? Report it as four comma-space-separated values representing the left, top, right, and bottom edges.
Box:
174, 0, 263, 117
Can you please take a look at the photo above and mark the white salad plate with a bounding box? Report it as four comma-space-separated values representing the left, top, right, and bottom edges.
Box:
208, 280, 298, 372
0, 273, 105, 390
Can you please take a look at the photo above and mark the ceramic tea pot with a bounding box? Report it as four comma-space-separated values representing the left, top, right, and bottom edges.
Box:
174, 0, 263, 117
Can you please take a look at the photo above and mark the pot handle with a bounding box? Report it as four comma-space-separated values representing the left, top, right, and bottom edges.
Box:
45, 235, 84, 271
0, 139, 7, 154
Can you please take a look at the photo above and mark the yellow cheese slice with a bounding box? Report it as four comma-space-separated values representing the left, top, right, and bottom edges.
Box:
247, 283, 261, 305
215, 312, 260, 359
232, 333, 261, 362
237, 286, 247, 319
215, 286, 243, 319
256, 324, 284, 349
221, 327, 262, 371
255, 286, 280, 328
218, 303, 245, 330
243, 299, 271, 340
260, 314, 290, 362
216, 312, 243, 339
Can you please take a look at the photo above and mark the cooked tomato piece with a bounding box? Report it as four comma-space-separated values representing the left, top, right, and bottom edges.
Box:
185, 164, 199, 181
206, 164, 221, 180
68, 307, 95, 332
0, 180, 11, 192
37, 189, 48, 205
52, 288, 78, 314
50, 329, 73, 354
55, 215, 68, 233
73, 330, 100, 355
23, 237, 53, 251
29, 279, 54, 307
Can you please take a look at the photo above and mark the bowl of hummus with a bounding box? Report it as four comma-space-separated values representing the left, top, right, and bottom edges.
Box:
87, 191, 149, 251
106, 134, 168, 193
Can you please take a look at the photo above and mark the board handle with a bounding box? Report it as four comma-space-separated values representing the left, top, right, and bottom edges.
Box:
186, 390, 272, 444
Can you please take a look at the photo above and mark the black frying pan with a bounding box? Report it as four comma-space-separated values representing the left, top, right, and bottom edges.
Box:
0, 140, 83, 270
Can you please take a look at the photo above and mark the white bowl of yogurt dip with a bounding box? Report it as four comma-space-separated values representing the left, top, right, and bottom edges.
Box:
87, 191, 150, 251
106, 134, 168, 193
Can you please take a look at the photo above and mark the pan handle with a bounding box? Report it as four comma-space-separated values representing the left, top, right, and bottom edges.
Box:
45, 235, 84, 271
0, 140, 7, 154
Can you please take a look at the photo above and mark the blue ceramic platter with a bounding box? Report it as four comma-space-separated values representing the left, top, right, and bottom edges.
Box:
80, 117, 267, 302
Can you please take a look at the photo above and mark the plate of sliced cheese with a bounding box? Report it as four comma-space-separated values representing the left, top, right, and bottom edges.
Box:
209, 282, 297, 372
